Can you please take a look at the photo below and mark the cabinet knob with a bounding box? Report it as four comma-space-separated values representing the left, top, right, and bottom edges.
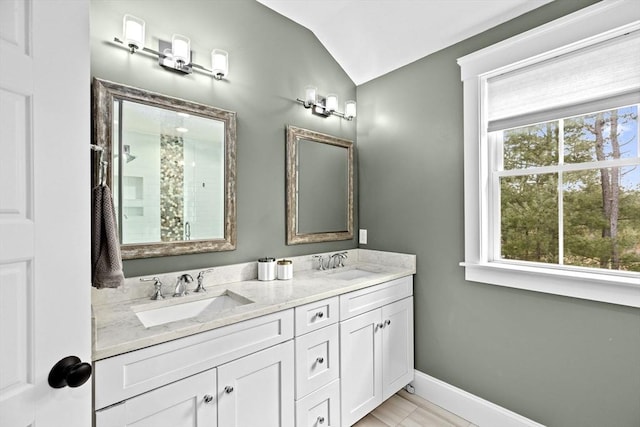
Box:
385, 319, 391, 326
317, 415, 325, 424
224, 385, 234, 393
316, 356, 324, 364
315, 311, 324, 318
377, 322, 384, 329
203, 394, 214, 404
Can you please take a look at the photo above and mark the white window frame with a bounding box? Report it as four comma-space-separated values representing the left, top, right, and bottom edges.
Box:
457, 0, 640, 308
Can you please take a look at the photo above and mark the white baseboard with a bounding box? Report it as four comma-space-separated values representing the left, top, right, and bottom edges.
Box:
410, 370, 545, 427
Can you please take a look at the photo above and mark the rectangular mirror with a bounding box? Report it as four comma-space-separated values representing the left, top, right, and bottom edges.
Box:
92, 78, 237, 259
286, 125, 354, 244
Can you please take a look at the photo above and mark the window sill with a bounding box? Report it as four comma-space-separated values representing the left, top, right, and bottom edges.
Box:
460, 261, 640, 308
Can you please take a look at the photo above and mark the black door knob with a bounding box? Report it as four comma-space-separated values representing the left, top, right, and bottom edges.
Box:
48, 356, 92, 388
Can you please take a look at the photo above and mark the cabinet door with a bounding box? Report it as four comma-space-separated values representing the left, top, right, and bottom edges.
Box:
339, 309, 382, 427
95, 369, 216, 427
218, 341, 294, 427
381, 297, 414, 401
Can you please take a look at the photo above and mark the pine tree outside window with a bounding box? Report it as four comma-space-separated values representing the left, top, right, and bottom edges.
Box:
493, 106, 639, 271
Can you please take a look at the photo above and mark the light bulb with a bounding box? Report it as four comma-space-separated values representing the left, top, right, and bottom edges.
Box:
344, 100, 357, 119
172, 34, 191, 65
123, 15, 145, 52
211, 49, 229, 79
305, 86, 317, 106
325, 94, 338, 112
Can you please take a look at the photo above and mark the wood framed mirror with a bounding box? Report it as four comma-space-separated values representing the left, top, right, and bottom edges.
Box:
286, 125, 354, 244
92, 78, 237, 259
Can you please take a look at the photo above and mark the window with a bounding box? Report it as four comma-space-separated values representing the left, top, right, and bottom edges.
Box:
493, 106, 639, 271
458, 1, 640, 307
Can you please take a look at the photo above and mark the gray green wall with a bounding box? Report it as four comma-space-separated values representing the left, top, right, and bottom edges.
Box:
357, 1, 640, 426
90, 0, 358, 276
91, 0, 640, 425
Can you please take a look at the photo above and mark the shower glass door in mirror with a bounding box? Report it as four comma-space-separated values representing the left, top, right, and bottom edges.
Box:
113, 100, 225, 243
93, 78, 237, 259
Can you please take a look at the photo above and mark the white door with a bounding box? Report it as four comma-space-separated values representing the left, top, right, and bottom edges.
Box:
218, 341, 295, 427
381, 297, 414, 401
0, 1, 91, 426
340, 309, 382, 426
95, 369, 217, 427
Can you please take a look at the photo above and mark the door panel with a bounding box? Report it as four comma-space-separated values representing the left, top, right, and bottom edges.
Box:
0, 1, 35, 422
218, 341, 294, 427
340, 309, 382, 426
382, 297, 414, 400
0, 1, 91, 426
95, 370, 217, 427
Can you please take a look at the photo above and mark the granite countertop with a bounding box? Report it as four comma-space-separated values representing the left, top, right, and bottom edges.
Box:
92, 249, 416, 361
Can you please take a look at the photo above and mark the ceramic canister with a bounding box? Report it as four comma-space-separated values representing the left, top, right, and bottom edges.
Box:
277, 259, 293, 280
257, 257, 276, 281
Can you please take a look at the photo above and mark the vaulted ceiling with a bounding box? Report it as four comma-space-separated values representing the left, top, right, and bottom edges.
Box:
256, 0, 554, 85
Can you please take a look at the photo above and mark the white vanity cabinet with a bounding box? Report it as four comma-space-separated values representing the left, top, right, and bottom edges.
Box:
93, 310, 294, 427
95, 341, 295, 427
93, 269, 415, 427
339, 277, 414, 427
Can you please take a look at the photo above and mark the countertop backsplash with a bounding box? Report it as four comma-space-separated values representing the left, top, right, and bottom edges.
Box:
91, 249, 412, 306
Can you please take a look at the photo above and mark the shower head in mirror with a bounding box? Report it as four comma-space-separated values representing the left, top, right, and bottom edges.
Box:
123, 144, 136, 163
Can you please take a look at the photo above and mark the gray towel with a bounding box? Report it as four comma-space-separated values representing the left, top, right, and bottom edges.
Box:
92, 185, 125, 288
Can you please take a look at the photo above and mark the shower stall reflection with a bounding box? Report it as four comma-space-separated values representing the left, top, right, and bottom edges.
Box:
112, 100, 225, 245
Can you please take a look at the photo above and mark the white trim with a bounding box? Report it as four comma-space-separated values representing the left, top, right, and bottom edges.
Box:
462, 262, 640, 308
410, 370, 545, 427
458, 0, 640, 307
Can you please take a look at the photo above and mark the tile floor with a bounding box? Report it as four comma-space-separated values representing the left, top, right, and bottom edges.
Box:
352, 389, 479, 427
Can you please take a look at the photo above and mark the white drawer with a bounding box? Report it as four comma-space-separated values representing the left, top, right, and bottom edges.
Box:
94, 309, 293, 410
295, 296, 339, 336
339, 276, 412, 320
295, 379, 340, 427
295, 323, 339, 399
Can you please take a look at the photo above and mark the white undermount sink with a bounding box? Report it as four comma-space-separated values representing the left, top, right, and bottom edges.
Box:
324, 267, 378, 281
134, 291, 252, 328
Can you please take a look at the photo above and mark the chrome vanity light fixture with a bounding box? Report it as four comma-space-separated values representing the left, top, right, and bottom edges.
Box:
296, 86, 356, 120
113, 14, 229, 80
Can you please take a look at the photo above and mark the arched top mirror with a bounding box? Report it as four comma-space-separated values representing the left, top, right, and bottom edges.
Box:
286, 125, 354, 244
92, 78, 237, 259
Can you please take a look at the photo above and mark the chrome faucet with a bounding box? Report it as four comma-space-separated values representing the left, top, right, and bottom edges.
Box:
195, 268, 214, 293
173, 273, 193, 297
329, 252, 348, 268
140, 277, 164, 300
313, 255, 328, 270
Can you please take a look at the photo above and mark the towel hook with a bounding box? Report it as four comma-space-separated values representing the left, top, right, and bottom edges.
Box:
99, 160, 108, 187
90, 144, 108, 187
